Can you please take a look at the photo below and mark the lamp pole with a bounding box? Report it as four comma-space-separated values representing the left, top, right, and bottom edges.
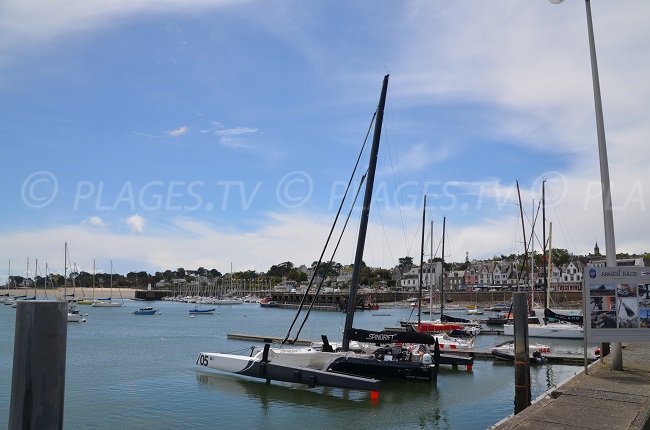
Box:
551, 0, 621, 369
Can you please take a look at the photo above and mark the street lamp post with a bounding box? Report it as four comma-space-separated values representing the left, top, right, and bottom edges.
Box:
551, 0, 621, 369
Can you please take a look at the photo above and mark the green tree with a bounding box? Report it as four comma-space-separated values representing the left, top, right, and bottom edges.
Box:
161, 270, 173, 282
310, 261, 341, 278
551, 248, 571, 267
359, 265, 373, 286
398, 256, 413, 269
267, 261, 294, 278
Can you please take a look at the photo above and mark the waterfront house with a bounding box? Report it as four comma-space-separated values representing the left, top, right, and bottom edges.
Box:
478, 262, 494, 286
464, 264, 480, 288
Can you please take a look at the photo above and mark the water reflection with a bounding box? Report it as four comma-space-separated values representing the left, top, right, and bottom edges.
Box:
196, 371, 453, 428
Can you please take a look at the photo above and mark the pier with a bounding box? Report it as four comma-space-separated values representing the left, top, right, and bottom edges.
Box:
225, 332, 591, 365
491, 342, 650, 429
227, 333, 313, 346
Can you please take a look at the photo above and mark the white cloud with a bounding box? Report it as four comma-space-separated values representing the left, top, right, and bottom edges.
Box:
0, 181, 647, 284
83, 216, 107, 228
0, 0, 243, 63
219, 136, 249, 149
212, 125, 259, 149
167, 126, 188, 137
215, 127, 259, 137
381, 142, 453, 177
125, 214, 146, 234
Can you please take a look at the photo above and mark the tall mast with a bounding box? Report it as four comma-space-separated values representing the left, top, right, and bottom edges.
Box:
542, 180, 548, 315
64, 242, 68, 299
530, 200, 534, 292
547, 222, 553, 319
417, 195, 426, 327
439, 217, 446, 319
93, 259, 96, 299
429, 220, 433, 316
516, 181, 528, 292
342, 74, 389, 351
34, 258, 38, 298
110, 260, 113, 296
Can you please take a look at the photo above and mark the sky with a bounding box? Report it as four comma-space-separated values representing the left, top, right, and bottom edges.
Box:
1, 0, 649, 280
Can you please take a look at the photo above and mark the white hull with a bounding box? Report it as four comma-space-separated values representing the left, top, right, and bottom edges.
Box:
91, 301, 123, 307
431, 333, 475, 350
196, 349, 380, 391
67, 312, 86, 322
199, 342, 364, 373
199, 352, 258, 373
263, 347, 343, 370
503, 323, 583, 339
213, 299, 244, 305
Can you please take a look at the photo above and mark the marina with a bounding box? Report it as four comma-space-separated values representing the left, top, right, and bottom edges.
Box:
2, 298, 591, 429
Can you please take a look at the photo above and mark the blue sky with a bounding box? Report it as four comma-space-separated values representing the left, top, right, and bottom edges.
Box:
1, 1, 649, 279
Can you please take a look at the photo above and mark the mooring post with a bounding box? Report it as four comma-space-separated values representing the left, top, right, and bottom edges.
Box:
9, 301, 68, 430
513, 292, 531, 414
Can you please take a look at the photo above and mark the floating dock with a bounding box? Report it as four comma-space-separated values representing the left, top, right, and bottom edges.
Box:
227, 333, 313, 346
226, 333, 593, 365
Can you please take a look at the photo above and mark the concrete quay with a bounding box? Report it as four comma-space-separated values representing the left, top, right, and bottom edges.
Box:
491, 342, 650, 430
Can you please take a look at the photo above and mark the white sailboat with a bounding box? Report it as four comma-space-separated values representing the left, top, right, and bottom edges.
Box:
1, 260, 12, 305
503, 181, 583, 339
92, 261, 123, 307
214, 263, 243, 304
63, 243, 86, 322
77, 260, 95, 305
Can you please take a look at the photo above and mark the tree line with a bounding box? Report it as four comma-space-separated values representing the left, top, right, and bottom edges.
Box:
7, 249, 647, 290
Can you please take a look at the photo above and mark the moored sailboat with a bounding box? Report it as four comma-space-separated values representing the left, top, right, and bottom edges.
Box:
91, 261, 124, 307
62, 243, 87, 322
502, 181, 583, 339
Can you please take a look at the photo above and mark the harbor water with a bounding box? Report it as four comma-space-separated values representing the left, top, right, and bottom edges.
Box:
1, 300, 586, 429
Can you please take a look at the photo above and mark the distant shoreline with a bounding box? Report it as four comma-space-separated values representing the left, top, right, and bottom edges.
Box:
4, 287, 136, 300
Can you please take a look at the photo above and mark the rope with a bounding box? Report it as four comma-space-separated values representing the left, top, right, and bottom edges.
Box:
281, 111, 376, 344
289, 173, 367, 344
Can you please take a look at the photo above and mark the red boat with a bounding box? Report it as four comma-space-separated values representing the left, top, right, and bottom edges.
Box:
415, 322, 466, 333
259, 296, 279, 308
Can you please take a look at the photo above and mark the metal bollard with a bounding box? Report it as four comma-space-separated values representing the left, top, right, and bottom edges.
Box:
9, 301, 67, 430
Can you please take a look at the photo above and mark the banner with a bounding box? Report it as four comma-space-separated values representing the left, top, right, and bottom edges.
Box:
584, 266, 650, 343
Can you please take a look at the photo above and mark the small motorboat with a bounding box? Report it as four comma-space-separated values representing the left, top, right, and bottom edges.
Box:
259, 297, 279, 308
134, 307, 158, 315
491, 341, 550, 365
189, 306, 216, 314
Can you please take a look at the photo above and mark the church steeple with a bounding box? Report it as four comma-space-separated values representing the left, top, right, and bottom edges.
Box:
594, 242, 600, 256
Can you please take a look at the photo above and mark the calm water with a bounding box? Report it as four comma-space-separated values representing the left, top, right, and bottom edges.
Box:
1, 300, 586, 429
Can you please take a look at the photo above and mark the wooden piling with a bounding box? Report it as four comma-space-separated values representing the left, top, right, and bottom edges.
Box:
9, 301, 68, 429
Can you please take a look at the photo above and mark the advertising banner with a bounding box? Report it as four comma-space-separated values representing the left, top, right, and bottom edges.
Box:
584, 266, 650, 343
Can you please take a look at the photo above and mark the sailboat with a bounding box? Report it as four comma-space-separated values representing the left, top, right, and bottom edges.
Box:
196, 75, 439, 390
409, 217, 480, 344
10, 258, 37, 308
91, 261, 124, 307
63, 243, 87, 322
502, 181, 583, 339
1, 260, 12, 305
77, 260, 95, 305
213, 263, 244, 305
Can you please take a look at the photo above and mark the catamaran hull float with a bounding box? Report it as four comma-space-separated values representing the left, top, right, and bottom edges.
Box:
196, 351, 381, 391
